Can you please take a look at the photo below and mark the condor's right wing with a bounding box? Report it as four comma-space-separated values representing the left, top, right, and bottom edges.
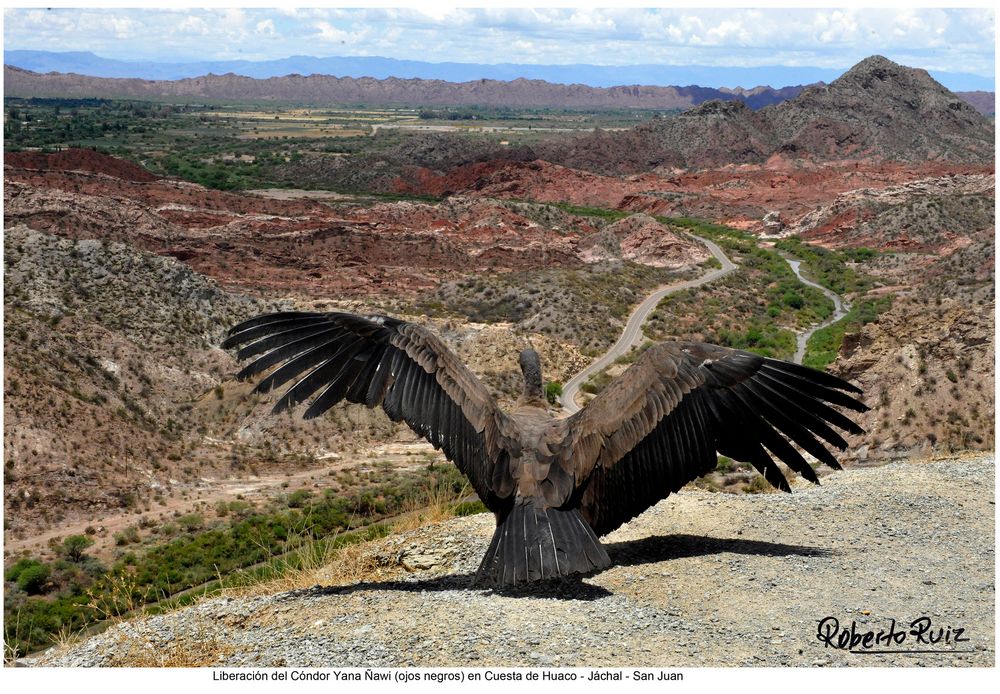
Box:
547, 342, 867, 537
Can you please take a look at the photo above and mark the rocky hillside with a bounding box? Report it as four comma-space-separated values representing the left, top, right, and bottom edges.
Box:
24, 454, 995, 667
5, 149, 161, 182
785, 173, 995, 252
540, 56, 993, 172
830, 212, 994, 460
3, 224, 266, 532
578, 213, 712, 268
767, 56, 995, 162
4, 150, 711, 300
834, 295, 994, 459
386, 156, 993, 232
540, 99, 780, 173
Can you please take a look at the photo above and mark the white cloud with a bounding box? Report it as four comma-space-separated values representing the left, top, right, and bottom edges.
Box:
223, 8, 246, 27
815, 10, 860, 44
1, 7, 993, 82
315, 21, 349, 43
176, 16, 210, 36
418, 6, 457, 23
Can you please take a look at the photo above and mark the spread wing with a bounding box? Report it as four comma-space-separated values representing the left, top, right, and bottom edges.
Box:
550, 342, 867, 537
222, 312, 519, 509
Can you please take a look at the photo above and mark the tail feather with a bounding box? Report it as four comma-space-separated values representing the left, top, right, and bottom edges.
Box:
476, 498, 610, 587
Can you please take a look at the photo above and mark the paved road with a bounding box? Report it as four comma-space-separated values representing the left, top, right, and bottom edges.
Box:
559, 235, 737, 414
781, 255, 851, 364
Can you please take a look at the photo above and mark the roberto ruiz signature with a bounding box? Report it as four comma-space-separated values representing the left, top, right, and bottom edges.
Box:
817, 616, 972, 654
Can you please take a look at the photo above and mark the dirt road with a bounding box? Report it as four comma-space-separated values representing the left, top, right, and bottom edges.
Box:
560, 234, 737, 413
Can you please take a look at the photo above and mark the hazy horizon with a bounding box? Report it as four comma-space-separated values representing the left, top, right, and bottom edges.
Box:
3, 49, 995, 93
3, 7, 995, 91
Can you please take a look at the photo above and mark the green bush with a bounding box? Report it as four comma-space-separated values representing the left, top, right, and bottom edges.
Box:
60, 535, 94, 563
16, 562, 51, 594
544, 381, 563, 405
452, 500, 488, 516
178, 513, 204, 532
287, 489, 314, 508
782, 290, 804, 309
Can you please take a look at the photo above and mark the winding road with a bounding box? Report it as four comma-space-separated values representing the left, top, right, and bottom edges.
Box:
559, 234, 736, 414
558, 236, 850, 414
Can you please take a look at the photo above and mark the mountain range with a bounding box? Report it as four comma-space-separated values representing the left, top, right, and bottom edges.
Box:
5, 49, 994, 92
2, 65, 815, 111
264, 55, 994, 199
3, 62, 995, 115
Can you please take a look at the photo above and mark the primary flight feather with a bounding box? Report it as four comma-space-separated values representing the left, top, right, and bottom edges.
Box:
223, 311, 867, 587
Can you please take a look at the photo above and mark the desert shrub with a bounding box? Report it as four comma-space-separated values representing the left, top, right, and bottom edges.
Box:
16, 562, 52, 595
60, 535, 95, 563
114, 526, 141, 546
177, 513, 204, 532
287, 490, 314, 509
544, 381, 563, 405
745, 475, 775, 494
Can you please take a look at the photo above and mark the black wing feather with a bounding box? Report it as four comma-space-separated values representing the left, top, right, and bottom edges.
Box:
563, 342, 867, 537
223, 312, 518, 511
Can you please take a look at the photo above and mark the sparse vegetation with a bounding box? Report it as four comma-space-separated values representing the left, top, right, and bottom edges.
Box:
645, 218, 832, 360
803, 295, 893, 370
3, 464, 477, 657
423, 259, 692, 355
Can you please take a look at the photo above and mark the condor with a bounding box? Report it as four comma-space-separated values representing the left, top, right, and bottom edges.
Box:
223, 311, 867, 587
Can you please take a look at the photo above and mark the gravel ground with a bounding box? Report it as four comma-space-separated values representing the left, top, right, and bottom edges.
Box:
25, 453, 994, 668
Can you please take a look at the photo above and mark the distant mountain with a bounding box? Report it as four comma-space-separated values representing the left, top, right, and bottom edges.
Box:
3, 62, 995, 115
5, 49, 994, 92
536, 56, 994, 171
954, 91, 996, 116
2, 64, 814, 111
769, 56, 995, 160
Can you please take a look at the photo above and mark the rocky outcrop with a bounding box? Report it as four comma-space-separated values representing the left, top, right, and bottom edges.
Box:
832, 295, 994, 459
578, 214, 712, 268
767, 56, 995, 163
785, 173, 995, 250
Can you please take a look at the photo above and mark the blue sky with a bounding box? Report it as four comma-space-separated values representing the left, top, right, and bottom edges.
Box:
3, 6, 996, 80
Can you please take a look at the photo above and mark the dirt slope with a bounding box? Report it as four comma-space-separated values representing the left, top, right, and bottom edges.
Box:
25, 454, 994, 668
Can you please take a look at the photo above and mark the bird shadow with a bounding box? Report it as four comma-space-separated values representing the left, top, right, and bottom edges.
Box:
280, 533, 833, 603
605, 532, 835, 567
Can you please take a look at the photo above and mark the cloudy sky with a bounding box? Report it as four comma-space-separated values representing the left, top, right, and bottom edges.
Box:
3, 6, 996, 80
